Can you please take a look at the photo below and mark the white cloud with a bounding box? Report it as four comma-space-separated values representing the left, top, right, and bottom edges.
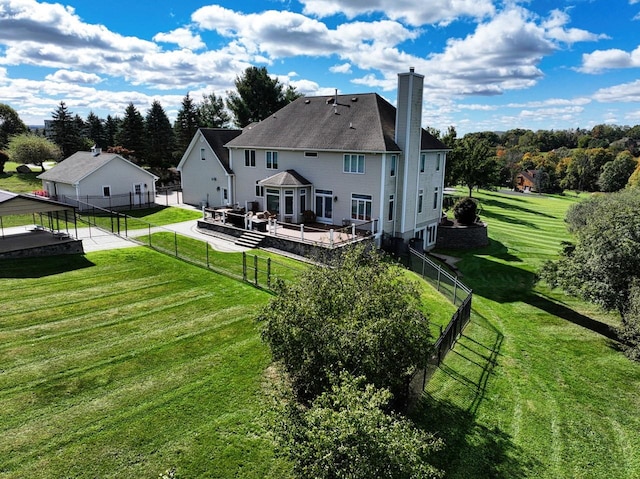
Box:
543, 10, 609, 44
299, 0, 495, 26
593, 80, 640, 103
45, 69, 102, 84
330, 63, 352, 74
153, 28, 205, 51
579, 47, 640, 73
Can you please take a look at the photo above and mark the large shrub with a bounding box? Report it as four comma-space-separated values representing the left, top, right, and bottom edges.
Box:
453, 197, 479, 225
258, 244, 433, 407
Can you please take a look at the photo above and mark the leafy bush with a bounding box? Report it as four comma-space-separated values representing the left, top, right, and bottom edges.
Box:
620, 281, 640, 361
258, 244, 433, 408
453, 197, 478, 225
273, 372, 443, 479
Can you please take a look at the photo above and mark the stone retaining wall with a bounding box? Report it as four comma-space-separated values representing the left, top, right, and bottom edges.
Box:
436, 222, 489, 249
0, 240, 84, 260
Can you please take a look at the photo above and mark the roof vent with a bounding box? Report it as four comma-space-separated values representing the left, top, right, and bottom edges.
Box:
351, 97, 358, 102
305, 99, 311, 104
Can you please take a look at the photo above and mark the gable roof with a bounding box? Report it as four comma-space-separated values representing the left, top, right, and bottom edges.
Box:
199, 128, 242, 174
37, 151, 157, 185
225, 93, 447, 153
258, 169, 312, 187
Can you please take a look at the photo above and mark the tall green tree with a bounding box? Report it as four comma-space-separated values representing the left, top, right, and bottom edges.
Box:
49, 101, 84, 158
145, 100, 175, 168
258, 245, 434, 408
597, 151, 637, 192
174, 93, 201, 155
198, 93, 230, 128
451, 135, 498, 197
226, 66, 300, 128
540, 189, 640, 314
116, 103, 146, 162
86, 111, 107, 149
104, 115, 121, 148
7, 133, 61, 171
0, 150, 9, 174
0, 103, 28, 149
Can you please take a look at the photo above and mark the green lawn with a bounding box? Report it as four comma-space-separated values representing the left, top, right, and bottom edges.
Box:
419, 190, 640, 478
0, 170, 42, 194
79, 206, 202, 230
0, 249, 290, 478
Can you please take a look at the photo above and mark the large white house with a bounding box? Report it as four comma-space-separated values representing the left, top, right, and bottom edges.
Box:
178, 69, 448, 249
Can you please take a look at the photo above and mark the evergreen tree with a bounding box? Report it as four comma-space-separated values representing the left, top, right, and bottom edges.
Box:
174, 93, 201, 155
116, 103, 146, 163
145, 100, 175, 168
226, 66, 300, 128
50, 101, 84, 158
198, 93, 231, 128
104, 115, 121, 148
86, 111, 107, 149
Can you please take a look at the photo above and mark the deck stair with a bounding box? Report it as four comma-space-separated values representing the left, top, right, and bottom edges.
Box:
235, 231, 264, 248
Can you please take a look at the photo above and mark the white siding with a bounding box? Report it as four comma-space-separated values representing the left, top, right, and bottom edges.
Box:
180, 134, 229, 207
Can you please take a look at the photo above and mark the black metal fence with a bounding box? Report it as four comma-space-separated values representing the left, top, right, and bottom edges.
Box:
407, 247, 473, 393
73, 200, 304, 290
59, 192, 155, 211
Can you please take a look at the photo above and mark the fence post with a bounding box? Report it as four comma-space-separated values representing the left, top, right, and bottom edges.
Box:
329, 229, 334, 247
254, 255, 258, 286
453, 279, 458, 305
242, 252, 247, 281
437, 268, 441, 292
267, 258, 271, 289
148, 224, 152, 246
174, 232, 178, 257
124, 215, 128, 237
300, 223, 304, 242
206, 242, 209, 268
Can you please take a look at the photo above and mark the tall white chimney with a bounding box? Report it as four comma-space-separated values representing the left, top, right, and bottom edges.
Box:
395, 68, 424, 237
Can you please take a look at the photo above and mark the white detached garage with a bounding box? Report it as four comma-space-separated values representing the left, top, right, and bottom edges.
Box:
38, 148, 158, 211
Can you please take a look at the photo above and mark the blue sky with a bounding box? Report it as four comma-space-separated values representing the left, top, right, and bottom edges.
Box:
1, 0, 639, 134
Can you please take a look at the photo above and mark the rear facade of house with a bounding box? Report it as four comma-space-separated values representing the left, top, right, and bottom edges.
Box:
178, 69, 448, 250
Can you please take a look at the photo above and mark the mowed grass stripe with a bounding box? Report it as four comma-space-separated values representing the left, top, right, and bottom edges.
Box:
424, 190, 640, 479
0, 302, 253, 397
0, 248, 285, 478
2, 333, 266, 475
0, 278, 179, 328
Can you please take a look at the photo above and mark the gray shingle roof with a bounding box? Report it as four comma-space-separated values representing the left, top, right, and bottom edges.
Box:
258, 169, 311, 187
37, 152, 156, 184
225, 93, 447, 153
199, 128, 242, 174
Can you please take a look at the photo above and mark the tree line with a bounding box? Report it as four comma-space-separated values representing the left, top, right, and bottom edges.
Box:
0, 67, 300, 174
436, 125, 640, 196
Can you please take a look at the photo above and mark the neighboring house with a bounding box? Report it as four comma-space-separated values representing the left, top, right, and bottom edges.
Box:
178, 69, 448, 249
38, 147, 158, 210
515, 169, 540, 192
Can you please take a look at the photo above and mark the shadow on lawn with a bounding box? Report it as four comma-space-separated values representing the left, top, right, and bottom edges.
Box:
0, 254, 95, 278
414, 313, 540, 478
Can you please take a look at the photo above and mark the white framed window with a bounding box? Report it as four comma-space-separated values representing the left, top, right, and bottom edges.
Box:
255, 181, 264, 197
388, 194, 394, 222
390, 155, 397, 177
300, 189, 307, 213
244, 149, 256, 167
343, 154, 365, 174
436, 153, 441, 171
433, 187, 439, 209
134, 183, 143, 195
420, 153, 426, 173
102, 185, 111, 197
266, 151, 278, 169
417, 189, 424, 214
285, 190, 294, 215
266, 188, 280, 214
201, 148, 206, 161
351, 193, 372, 221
